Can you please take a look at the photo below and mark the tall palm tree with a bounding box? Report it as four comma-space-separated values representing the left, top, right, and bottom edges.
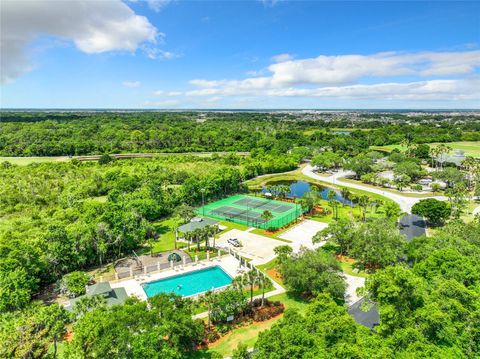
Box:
200, 290, 215, 330
340, 187, 352, 207
244, 270, 258, 304
192, 228, 202, 251
257, 275, 273, 307
358, 195, 370, 222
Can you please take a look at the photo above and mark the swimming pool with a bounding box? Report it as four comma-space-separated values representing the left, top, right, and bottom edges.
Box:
142, 266, 233, 298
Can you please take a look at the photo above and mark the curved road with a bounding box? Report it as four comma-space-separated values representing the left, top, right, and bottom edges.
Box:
302, 165, 446, 213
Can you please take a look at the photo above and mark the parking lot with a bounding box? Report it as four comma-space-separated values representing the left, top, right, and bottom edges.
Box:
278, 219, 328, 251
215, 229, 286, 265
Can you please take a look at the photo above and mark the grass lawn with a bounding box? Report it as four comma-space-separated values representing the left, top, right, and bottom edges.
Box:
0, 156, 70, 165
461, 200, 480, 223
339, 260, 368, 278
256, 258, 283, 285
370, 141, 480, 158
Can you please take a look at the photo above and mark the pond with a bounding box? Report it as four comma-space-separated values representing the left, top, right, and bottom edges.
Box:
262, 180, 354, 206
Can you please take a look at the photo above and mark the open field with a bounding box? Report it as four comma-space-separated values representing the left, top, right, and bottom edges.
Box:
0, 152, 250, 166
370, 141, 480, 158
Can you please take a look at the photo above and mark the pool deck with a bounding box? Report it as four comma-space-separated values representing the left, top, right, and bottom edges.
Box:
110, 255, 242, 300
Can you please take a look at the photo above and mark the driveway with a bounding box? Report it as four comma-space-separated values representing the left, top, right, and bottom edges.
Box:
344, 273, 365, 306
302, 165, 447, 213
215, 229, 286, 265
278, 219, 328, 251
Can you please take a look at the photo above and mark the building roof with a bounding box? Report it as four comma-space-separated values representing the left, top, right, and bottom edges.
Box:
398, 214, 426, 242
86, 282, 112, 296
348, 298, 380, 330
436, 150, 466, 166
178, 217, 218, 233
64, 283, 128, 311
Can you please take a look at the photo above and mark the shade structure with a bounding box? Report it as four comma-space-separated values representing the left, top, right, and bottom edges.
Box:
168, 252, 182, 262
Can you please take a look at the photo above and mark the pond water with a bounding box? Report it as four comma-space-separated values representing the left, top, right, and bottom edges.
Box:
262, 180, 354, 206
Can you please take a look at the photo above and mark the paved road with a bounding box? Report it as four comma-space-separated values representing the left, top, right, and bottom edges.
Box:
398, 214, 426, 241
302, 165, 447, 213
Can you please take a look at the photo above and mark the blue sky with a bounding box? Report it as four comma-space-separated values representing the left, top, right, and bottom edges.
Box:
1, 0, 479, 109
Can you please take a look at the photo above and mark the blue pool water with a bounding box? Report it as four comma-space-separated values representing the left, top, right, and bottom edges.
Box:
142, 266, 233, 298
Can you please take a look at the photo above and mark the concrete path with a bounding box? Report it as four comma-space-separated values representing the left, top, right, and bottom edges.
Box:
473, 205, 480, 217
302, 165, 447, 213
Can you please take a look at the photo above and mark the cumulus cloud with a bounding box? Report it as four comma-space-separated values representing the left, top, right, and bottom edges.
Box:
182, 51, 480, 102
1, 0, 158, 83
271, 53, 294, 63
123, 81, 141, 88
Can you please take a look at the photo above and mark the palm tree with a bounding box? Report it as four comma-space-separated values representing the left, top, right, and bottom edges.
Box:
211, 225, 219, 249
192, 228, 202, 252
244, 270, 258, 304
358, 195, 370, 222
200, 290, 215, 330
340, 187, 352, 207
261, 210, 274, 227
257, 275, 273, 307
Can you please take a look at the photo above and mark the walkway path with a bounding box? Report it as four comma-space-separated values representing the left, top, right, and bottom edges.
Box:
302, 165, 446, 213
473, 205, 480, 217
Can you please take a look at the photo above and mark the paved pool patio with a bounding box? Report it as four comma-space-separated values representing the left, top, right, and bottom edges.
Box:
110, 255, 241, 300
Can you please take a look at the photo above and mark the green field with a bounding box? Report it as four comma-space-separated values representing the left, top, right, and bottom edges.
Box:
370, 141, 480, 158
0, 156, 70, 165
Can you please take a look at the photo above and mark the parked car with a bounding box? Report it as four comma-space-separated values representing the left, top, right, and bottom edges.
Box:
227, 238, 241, 247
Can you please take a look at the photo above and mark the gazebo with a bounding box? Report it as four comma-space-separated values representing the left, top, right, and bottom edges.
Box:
168, 252, 182, 262
175, 217, 219, 246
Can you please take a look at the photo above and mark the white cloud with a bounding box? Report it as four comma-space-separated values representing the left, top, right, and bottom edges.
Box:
1, 0, 158, 83
183, 51, 480, 102
123, 81, 141, 88
147, 0, 173, 13
143, 47, 179, 60
144, 99, 180, 107
271, 53, 294, 63
153, 90, 182, 96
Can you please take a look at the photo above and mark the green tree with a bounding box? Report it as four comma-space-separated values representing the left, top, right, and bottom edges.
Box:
279, 248, 346, 302
67, 294, 203, 358
350, 219, 405, 270
314, 218, 355, 255
61, 271, 90, 297
273, 245, 293, 264
412, 198, 451, 225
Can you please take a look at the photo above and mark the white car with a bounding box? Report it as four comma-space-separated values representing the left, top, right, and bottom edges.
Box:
227, 238, 241, 247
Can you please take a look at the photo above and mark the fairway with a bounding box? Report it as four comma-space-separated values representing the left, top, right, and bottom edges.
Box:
371, 141, 480, 158
0, 156, 70, 165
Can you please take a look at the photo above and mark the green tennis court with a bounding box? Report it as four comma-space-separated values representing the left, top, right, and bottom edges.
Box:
197, 195, 303, 229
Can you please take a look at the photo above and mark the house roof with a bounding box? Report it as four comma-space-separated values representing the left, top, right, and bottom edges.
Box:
86, 282, 112, 296
64, 283, 128, 311
398, 214, 426, 242
178, 217, 218, 233
348, 298, 380, 330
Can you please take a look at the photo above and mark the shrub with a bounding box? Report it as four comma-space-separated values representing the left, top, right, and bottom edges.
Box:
61, 271, 90, 297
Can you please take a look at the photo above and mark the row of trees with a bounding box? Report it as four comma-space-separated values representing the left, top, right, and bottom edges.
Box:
251, 218, 480, 358
2, 112, 478, 157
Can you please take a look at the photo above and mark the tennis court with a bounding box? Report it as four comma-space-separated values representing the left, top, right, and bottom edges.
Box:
197, 195, 303, 229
